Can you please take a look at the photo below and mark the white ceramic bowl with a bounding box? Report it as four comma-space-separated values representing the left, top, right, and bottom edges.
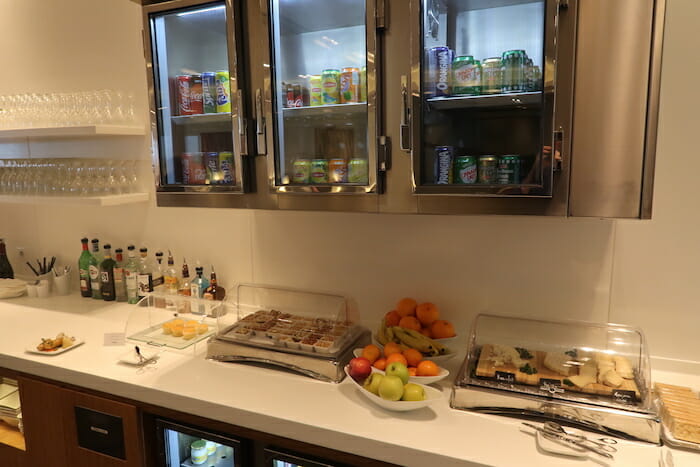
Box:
352, 349, 450, 384
344, 366, 443, 412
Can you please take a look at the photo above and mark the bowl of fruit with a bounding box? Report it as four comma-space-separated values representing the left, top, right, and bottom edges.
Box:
353, 344, 449, 385
345, 359, 443, 412
375, 298, 458, 362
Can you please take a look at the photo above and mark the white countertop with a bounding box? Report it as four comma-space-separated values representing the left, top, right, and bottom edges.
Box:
0, 294, 698, 467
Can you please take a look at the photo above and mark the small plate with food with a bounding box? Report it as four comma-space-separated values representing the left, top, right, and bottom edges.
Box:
26, 333, 83, 355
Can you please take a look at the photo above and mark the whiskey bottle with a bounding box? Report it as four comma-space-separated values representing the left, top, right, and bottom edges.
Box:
0, 239, 13, 279
137, 247, 153, 299
177, 258, 191, 314
203, 266, 226, 301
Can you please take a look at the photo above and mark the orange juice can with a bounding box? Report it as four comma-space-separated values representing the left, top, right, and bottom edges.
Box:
340, 67, 360, 104
329, 158, 347, 183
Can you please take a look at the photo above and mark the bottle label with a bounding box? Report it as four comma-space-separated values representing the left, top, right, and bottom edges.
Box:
79, 268, 89, 292
125, 270, 137, 289
89, 265, 100, 291
164, 276, 178, 290
113, 267, 124, 282
100, 271, 110, 284
137, 273, 153, 297
191, 283, 200, 298
152, 276, 164, 288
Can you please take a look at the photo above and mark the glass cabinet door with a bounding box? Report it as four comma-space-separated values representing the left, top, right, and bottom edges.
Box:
267, 0, 378, 193
146, 0, 248, 192
413, 0, 558, 196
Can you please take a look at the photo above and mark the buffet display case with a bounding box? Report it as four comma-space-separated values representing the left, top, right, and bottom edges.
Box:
451, 314, 660, 443
206, 284, 370, 382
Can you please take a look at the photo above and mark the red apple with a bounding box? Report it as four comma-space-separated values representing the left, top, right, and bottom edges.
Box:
348, 357, 372, 382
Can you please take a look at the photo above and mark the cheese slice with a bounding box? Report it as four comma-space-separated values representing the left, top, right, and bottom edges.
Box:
543, 352, 574, 376
601, 369, 624, 388
568, 374, 596, 388
613, 355, 634, 379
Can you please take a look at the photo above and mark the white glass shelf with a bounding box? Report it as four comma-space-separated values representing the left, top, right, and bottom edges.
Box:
0, 192, 149, 206
0, 124, 146, 139
171, 113, 231, 125
427, 92, 542, 110
282, 102, 367, 117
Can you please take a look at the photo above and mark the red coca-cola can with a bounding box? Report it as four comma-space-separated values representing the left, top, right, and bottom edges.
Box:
182, 153, 193, 184
286, 84, 295, 108
176, 75, 193, 116
293, 84, 303, 107
189, 74, 203, 115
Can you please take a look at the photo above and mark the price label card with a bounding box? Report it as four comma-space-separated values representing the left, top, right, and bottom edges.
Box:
495, 371, 516, 383
612, 389, 637, 405
539, 378, 565, 394
103, 333, 126, 346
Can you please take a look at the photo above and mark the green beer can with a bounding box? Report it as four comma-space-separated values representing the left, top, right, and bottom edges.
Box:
497, 155, 521, 184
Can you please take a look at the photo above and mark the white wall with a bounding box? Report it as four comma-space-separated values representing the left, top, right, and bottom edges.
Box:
0, 0, 696, 368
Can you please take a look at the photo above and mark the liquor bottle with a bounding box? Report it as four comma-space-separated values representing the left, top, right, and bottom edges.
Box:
177, 258, 191, 314
78, 238, 93, 297
124, 245, 139, 304
153, 251, 165, 290
137, 247, 153, 299
99, 244, 117, 301
89, 238, 102, 300
190, 266, 209, 299
113, 248, 127, 302
164, 250, 179, 294
0, 239, 14, 279
203, 266, 226, 301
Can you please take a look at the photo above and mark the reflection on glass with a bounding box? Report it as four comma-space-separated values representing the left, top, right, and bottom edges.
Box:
149, 2, 238, 188
162, 427, 236, 467
270, 0, 370, 187
421, 0, 547, 189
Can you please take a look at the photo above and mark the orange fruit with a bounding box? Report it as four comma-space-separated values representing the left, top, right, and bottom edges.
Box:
408, 367, 417, 377
398, 316, 422, 332
403, 348, 423, 367
383, 342, 402, 357
416, 360, 440, 377
430, 320, 456, 339
384, 310, 401, 327
386, 353, 408, 366
416, 302, 440, 327
419, 327, 433, 338
396, 298, 417, 317
361, 344, 381, 364
373, 358, 387, 371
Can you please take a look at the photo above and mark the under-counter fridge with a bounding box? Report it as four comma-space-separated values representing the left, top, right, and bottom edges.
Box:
156, 419, 244, 467
143, 0, 253, 200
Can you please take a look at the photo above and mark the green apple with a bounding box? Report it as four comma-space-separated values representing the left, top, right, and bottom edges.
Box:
363, 373, 384, 395
378, 375, 404, 401
385, 362, 410, 384
401, 383, 425, 401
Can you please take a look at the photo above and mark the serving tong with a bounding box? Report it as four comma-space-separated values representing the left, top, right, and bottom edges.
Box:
523, 422, 617, 459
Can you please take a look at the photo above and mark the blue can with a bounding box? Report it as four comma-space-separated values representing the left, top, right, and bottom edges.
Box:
434, 146, 454, 184
427, 46, 453, 97
201, 72, 217, 114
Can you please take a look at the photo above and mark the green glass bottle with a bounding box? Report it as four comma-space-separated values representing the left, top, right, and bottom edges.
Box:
89, 238, 102, 300
99, 244, 117, 301
124, 245, 139, 304
78, 238, 93, 298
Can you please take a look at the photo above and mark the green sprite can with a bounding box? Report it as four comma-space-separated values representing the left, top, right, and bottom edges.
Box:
478, 155, 498, 184
310, 159, 329, 184
453, 155, 477, 184
497, 155, 521, 184
348, 158, 369, 184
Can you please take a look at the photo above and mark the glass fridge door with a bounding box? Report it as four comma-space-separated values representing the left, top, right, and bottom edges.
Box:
265, 448, 337, 467
413, 0, 558, 196
157, 419, 243, 467
146, 0, 248, 192
267, 0, 378, 193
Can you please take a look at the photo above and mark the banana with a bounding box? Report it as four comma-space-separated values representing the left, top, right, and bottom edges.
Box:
402, 328, 450, 355
385, 326, 397, 344
376, 321, 388, 345
392, 327, 439, 356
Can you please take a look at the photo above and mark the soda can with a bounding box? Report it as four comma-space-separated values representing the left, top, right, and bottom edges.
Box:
360, 66, 367, 102
434, 146, 454, 184
453, 155, 477, 184
189, 153, 207, 185
215, 71, 231, 113
348, 158, 369, 184
219, 151, 235, 185
293, 83, 304, 107
321, 69, 340, 105
292, 158, 311, 184
427, 46, 453, 97
189, 74, 203, 114
452, 56, 481, 96
497, 155, 521, 184
329, 158, 347, 183
310, 159, 329, 184
176, 75, 193, 116
309, 75, 322, 106
481, 58, 502, 95
181, 152, 193, 184
478, 155, 498, 184
340, 67, 360, 104
205, 152, 221, 185
202, 72, 217, 113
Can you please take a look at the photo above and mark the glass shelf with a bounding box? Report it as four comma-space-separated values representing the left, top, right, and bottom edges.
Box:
282, 103, 367, 117
0, 124, 145, 139
0, 193, 149, 206
427, 92, 542, 110
171, 112, 231, 126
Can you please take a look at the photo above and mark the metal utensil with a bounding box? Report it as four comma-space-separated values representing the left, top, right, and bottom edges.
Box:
522, 422, 614, 459
543, 421, 618, 452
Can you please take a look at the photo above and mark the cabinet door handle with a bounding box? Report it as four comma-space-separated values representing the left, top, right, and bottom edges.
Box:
400, 75, 411, 152
255, 88, 267, 155
236, 89, 248, 156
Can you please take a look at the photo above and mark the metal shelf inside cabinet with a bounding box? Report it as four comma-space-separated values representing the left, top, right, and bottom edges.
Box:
416, 184, 549, 197
282, 103, 367, 118
0, 192, 149, 206
0, 422, 25, 451
427, 92, 542, 110
0, 124, 145, 139
170, 112, 231, 125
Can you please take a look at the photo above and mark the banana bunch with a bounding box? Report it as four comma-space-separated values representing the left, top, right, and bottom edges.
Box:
376, 321, 449, 357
